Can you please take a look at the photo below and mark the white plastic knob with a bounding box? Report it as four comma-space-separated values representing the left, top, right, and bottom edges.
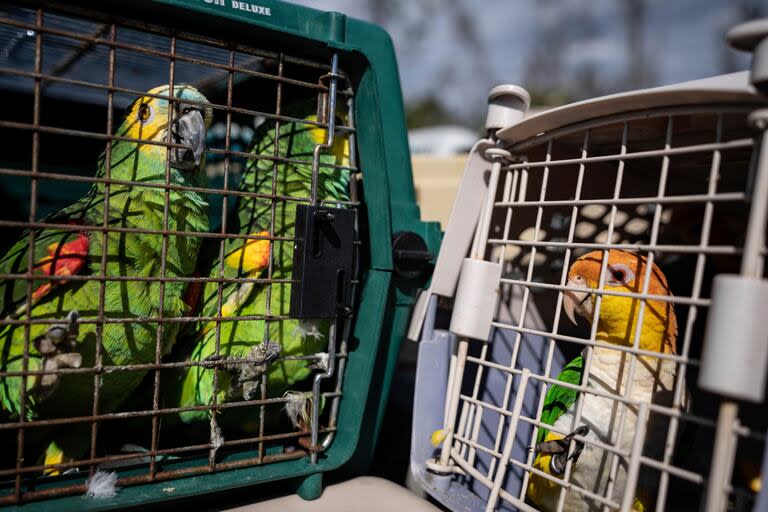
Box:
449, 258, 502, 341
485, 84, 531, 133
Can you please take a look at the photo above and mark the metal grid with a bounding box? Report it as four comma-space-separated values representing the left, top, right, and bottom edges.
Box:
0, 3, 361, 504
432, 105, 767, 511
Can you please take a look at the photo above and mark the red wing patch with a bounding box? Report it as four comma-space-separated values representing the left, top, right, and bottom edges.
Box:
31, 232, 90, 302
183, 277, 202, 314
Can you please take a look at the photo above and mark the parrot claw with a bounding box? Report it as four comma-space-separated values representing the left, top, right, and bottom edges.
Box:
537, 425, 590, 476
207, 342, 282, 401
32, 310, 81, 399
238, 341, 282, 400
307, 352, 330, 372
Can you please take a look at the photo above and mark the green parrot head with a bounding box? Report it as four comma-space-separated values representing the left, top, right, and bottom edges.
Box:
108, 84, 213, 187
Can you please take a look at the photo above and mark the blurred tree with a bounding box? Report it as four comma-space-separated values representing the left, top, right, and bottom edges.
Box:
523, 0, 611, 106
623, 0, 655, 89
719, 0, 766, 74
405, 95, 462, 129
367, 0, 493, 127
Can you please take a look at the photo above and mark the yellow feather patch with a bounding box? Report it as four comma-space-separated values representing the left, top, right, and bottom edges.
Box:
224, 231, 271, 275
305, 115, 350, 165
42, 441, 65, 476
306, 114, 327, 146
528, 431, 651, 510
527, 431, 564, 506
594, 291, 673, 353
430, 428, 449, 448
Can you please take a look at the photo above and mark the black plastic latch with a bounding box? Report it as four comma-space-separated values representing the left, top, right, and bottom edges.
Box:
289, 204, 356, 319
392, 231, 434, 279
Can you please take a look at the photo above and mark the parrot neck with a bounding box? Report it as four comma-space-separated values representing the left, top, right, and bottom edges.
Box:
235, 120, 350, 237
594, 296, 678, 354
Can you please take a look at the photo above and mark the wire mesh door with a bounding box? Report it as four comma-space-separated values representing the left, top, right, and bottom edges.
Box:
0, 3, 361, 504
427, 100, 767, 511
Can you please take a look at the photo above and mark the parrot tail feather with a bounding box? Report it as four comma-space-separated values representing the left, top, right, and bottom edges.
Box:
85, 470, 120, 499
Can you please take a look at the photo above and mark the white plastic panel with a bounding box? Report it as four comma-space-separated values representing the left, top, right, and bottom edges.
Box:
699, 274, 768, 402
429, 140, 493, 298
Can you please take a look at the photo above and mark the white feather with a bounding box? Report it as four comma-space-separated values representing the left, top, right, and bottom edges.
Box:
313, 352, 329, 372
284, 391, 311, 429
210, 422, 224, 451
85, 470, 119, 499
539, 348, 685, 512
292, 320, 324, 341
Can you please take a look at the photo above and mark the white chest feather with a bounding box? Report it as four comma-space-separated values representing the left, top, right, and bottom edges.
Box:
549, 348, 685, 511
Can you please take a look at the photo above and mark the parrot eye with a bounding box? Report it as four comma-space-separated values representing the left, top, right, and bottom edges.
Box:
137, 103, 151, 123
607, 264, 634, 286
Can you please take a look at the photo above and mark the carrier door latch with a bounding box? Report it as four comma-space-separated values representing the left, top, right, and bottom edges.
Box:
392, 231, 434, 279
290, 204, 356, 319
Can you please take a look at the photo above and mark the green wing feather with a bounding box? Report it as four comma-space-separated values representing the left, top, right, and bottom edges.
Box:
537, 355, 584, 443
0, 97, 210, 422
171, 103, 351, 425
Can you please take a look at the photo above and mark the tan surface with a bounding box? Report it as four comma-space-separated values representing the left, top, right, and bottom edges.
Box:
226, 476, 441, 512
411, 154, 467, 230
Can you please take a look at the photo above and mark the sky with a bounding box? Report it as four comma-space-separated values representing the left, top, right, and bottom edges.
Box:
291, 0, 765, 123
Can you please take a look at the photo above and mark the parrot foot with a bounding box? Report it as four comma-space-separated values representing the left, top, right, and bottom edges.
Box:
32, 310, 81, 399
307, 352, 329, 372
238, 341, 282, 400
205, 341, 282, 401
537, 425, 590, 475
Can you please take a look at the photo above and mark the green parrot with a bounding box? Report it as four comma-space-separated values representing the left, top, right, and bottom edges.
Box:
166, 101, 351, 434
0, 84, 212, 471
527, 250, 686, 512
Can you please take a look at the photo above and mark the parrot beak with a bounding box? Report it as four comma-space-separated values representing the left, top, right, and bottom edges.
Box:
170, 107, 206, 170
563, 277, 592, 325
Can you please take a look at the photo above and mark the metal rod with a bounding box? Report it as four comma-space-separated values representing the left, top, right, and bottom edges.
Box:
147, 32, 176, 481
475, 154, 505, 258
555, 129, 591, 512
620, 403, 649, 512
439, 339, 469, 467
310, 321, 337, 464
88, 21, 117, 476
705, 118, 768, 512
14, 8, 43, 502
0, 167, 359, 206
500, 138, 752, 171
0, 350, 341, 380
0, 121, 357, 171
499, 277, 711, 306
0, 387, 344, 431
656, 113, 724, 511
309, 52, 339, 206
507, 103, 757, 152
485, 369, 530, 512
495, 191, 746, 208
488, 238, 740, 256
